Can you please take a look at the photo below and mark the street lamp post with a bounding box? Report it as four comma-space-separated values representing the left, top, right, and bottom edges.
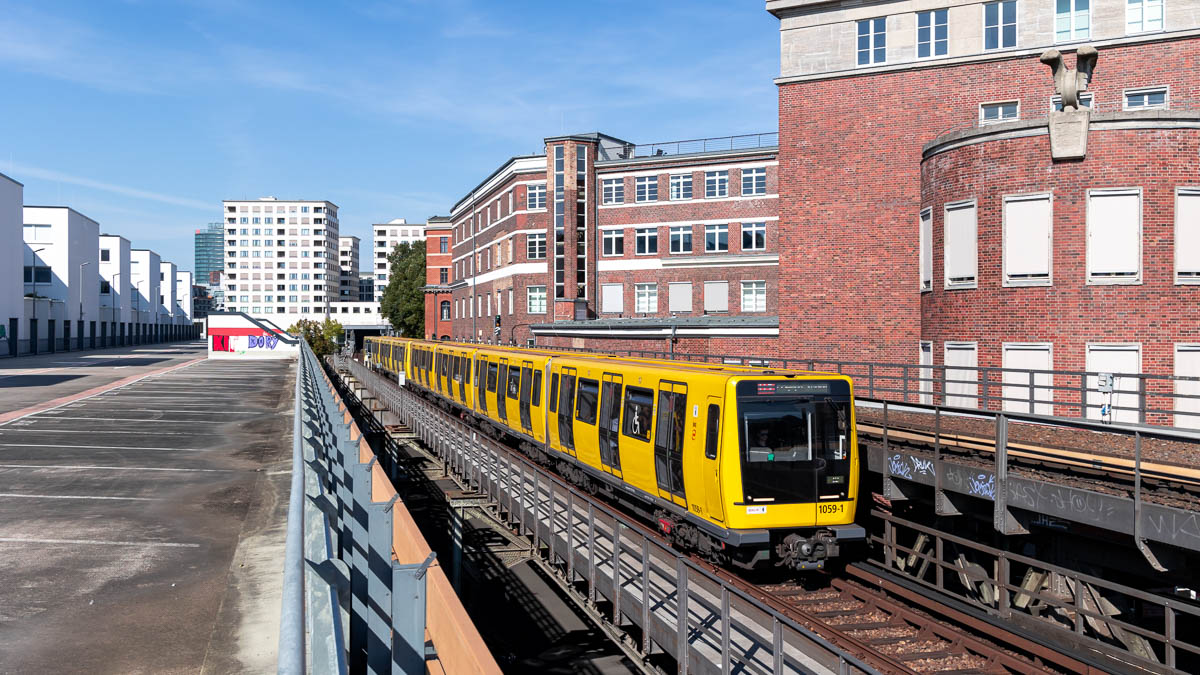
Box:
78, 261, 91, 350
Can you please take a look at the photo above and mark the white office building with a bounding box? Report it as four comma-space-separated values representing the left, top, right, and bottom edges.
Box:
130, 248, 161, 343
0, 173, 21, 355
222, 198, 339, 320
99, 234, 132, 346
372, 218, 424, 292
338, 235, 361, 300
23, 206, 99, 351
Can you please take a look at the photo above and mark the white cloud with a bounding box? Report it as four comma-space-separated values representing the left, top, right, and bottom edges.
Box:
10, 162, 212, 211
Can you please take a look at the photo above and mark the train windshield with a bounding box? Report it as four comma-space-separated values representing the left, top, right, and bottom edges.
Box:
737, 395, 851, 504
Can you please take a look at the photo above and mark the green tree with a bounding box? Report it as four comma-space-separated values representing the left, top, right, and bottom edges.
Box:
288, 318, 344, 358
379, 240, 426, 338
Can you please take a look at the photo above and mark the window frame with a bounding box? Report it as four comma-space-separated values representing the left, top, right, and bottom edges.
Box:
1002, 192, 1054, 287
741, 167, 767, 196
1123, 86, 1169, 110
919, 207, 933, 292
621, 385, 655, 442
1176, 187, 1200, 285
1054, 0, 1091, 43
602, 229, 625, 257
635, 227, 658, 256
669, 174, 693, 201
669, 225, 693, 254
979, 100, 1020, 124
916, 8, 949, 59
602, 178, 624, 205
634, 283, 657, 313
983, 0, 1018, 51
1086, 187, 1143, 285
527, 285, 548, 314
741, 280, 767, 313
704, 224, 729, 253
1051, 92, 1094, 110
741, 222, 766, 251
944, 199, 979, 290
856, 16, 887, 66
635, 176, 658, 203
526, 232, 547, 260
1126, 0, 1164, 34
704, 171, 729, 199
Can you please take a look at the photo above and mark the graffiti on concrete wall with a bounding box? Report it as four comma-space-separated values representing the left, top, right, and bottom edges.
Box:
211, 333, 280, 354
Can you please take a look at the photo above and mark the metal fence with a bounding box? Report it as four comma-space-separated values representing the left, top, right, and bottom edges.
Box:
628, 133, 779, 159
336, 356, 879, 675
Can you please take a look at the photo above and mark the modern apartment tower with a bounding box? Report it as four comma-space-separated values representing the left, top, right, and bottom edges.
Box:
194, 223, 223, 289
338, 236, 361, 300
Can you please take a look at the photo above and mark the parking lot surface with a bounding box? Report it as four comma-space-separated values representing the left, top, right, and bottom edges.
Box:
0, 354, 294, 674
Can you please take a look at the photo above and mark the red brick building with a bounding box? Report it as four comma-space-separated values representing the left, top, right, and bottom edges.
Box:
445, 133, 780, 350
422, 216, 453, 339
767, 0, 1200, 415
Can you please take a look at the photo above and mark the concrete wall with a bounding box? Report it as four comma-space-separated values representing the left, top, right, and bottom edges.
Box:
159, 260, 177, 325
175, 271, 193, 323
99, 234, 132, 325
206, 312, 298, 359
130, 249, 161, 327
23, 206, 99, 325
0, 174, 22, 343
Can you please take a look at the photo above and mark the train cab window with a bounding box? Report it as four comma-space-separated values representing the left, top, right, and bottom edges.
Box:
705, 404, 721, 460
621, 386, 654, 441
487, 363, 499, 392
654, 386, 688, 498
549, 373, 560, 413
737, 390, 851, 504
575, 378, 599, 425
532, 370, 543, 406
507, 368, 521, 400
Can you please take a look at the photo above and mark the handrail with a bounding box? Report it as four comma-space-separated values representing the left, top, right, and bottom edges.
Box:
277, 343, 307, 673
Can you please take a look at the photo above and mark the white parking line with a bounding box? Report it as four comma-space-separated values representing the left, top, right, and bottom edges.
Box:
0, 537, 199, 548
0, 493, 156, 501
0, 464, 234, 472
0, 429, 208, 436
0, 443, 203, 451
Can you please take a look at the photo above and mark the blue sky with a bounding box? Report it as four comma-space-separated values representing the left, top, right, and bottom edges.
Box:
0, 1, 780, 271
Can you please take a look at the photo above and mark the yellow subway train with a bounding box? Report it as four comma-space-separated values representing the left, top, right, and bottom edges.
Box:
364, 337, 864, 570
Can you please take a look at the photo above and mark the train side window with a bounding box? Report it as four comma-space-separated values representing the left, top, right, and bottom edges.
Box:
704, 404, 720, 460
507, 368, 521, 400
533, 370, 543, 406
487, 362, 498, 392
622, 386, 654, 441
549, 373, 560, 413
576, 378, 599, 425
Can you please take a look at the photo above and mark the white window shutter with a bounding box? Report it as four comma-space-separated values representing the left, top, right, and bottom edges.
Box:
1002, 343, 1054, 414
944, 202, 977, 284
1085, 344, 1141, 423
1088, 191, 1141, 276
944, 342, 978, 408
601, 283, 623, 313
1004, 195, 1051, 280
919, 210, 932, 289
703, 281, 728, 312
1175, 345, 1200, 429
1176, 190, 1200, 275
668, 282, 692, 312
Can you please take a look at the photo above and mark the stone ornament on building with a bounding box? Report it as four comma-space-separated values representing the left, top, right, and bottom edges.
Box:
1041, 45, 1098, 160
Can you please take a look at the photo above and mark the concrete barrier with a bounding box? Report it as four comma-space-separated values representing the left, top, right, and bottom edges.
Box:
206, 312, 298, 360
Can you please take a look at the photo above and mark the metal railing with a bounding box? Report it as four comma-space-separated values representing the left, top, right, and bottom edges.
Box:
626, 132, 779, 159
337, 356, 879, 675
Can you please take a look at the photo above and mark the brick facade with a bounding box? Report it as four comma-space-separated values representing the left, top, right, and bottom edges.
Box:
423, 218, 453, 339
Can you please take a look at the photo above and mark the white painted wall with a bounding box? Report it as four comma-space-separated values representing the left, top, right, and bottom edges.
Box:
0, 173, 22, 334
130, 249, 161, 326
159, 260, 177, 323
23, 206, 100, 326
99, 234, 132, 324
175, 270, 193, 323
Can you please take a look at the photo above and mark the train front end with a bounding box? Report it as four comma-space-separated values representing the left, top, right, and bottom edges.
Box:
726, 377, 865, 570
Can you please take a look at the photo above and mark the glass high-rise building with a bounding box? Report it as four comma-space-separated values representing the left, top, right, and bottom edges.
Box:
194, 222, 224, 289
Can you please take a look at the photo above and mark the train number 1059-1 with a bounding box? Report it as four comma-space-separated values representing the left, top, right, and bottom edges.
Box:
817, 503, 844, 515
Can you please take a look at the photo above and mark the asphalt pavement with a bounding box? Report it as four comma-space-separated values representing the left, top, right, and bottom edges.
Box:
0, 349, 295, 674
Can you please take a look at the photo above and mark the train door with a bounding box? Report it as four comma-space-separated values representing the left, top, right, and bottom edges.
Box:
557, 367, 577, 457
518, 361, 534, 432
596, 374, 624, 478
476, 357, 488, 415
703, 397, 724, 522
496, 359, 509, 423
486, 360, 500, 420
653, 381, 688, 505
458, 355, 468, 402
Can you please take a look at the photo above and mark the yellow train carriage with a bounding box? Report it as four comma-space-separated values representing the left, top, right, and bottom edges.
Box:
363, 336, 864, 570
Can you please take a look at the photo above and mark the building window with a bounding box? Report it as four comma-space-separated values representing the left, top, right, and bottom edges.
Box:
741, 222, 766, 251
634, 283, 657, 313
917, 9, 948, 58
527, 285, 547, 314
741, 167, 766, 195
1055, 0, 1090, 42
600, 283, 623, 313
944, 200, 978, 288
439, 268, 448, 284
919, 208, 932, 291
440, 301, 451, 320
23, 223, 51, 240
1124, 87, 1168, 110
100, 249, 111, 262
1052, 92, 1093, 110
1177, 188, 1200, 283
705, 224, 728, 252
635, 228, 658, 255
100, 280, 111, 294
669, 174, 693, 200
704, 171, 728, 198
602, 230, 624, 256
1003, 193, 1052, 285
984, 0, 1017, 50
439, 238, 448, 253
741, 281, 766, 312
23, 265, 50, 283
857, 17, 886, 65
1127, 0, 1163, 33
704, 280, 728, 312
527, 233, 546, 259
635, 176, 658, 202
527, 183, 546, 209
1088, 188, 1142, 283
668, 282, 692, 313
980, 101, 1019, 123
669, 226, 692, 254
602, 178, 624, 205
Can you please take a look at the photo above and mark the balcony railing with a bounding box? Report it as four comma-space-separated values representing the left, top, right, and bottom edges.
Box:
622, 132, 779, 160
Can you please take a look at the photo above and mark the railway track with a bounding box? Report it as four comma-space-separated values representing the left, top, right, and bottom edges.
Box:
335, 359, 1082, 674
